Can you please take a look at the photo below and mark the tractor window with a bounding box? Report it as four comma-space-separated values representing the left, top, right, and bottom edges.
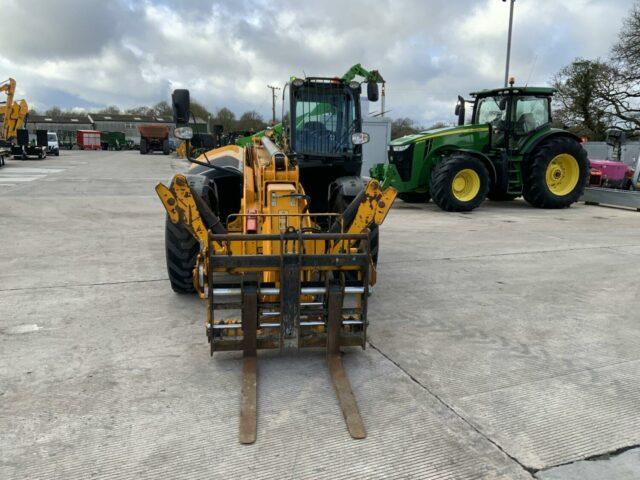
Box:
512, 96, 550, 135
475, 96, 508, 126
293, 87, 356, 155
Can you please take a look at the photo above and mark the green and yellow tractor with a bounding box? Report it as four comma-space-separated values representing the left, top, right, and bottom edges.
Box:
371, 84, 589, 211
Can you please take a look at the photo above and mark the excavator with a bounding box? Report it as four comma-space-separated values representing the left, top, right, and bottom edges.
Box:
0, 78, 29, 166
156, 66, 395, 444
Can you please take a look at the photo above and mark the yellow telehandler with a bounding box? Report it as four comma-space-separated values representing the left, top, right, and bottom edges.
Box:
0, 78, 29, 165
156, 74, 395, 444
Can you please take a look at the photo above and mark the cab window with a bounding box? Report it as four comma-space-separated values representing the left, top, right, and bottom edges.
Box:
475, 96, 507, 126
512, 96, 550, 135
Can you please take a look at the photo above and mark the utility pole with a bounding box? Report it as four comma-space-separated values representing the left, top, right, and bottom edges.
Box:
267, 85, 281, 125
503, 0, 515, 87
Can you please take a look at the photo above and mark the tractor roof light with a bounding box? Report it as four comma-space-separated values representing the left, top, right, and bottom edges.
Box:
349, 81, 360, 90
292, 78, 304, 87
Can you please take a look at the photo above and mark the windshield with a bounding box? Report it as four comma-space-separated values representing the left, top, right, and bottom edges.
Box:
475, 96, 508, 126
48, 133, 57, 141
293, 87, 356, 155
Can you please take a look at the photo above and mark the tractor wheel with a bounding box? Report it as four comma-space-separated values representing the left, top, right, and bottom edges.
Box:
398, 192, 431, 203
429, 154, 490, 212
162, 139, 170, 155
522, 137, 589, 209
487, 190, 519, 201
140, 138, 148, 155
165, 217, 198, 294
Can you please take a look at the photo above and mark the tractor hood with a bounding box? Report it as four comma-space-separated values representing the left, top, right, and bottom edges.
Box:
390, 125, 488, 146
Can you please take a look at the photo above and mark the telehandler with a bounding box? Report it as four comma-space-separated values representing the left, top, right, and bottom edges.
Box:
156, 67, 395, 444
0, 78, 29, 165
371, 79, 589, 211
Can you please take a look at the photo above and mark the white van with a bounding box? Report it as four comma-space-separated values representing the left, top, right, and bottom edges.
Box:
47, 132, 60, 156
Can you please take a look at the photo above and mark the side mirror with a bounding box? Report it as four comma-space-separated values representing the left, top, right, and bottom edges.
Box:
367, 82, 379, 102
172, 89, 190, 125
455, 95, 465, 126
174, 127, 194, 140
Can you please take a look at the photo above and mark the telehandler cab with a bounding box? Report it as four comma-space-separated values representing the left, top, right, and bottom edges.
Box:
156, 67, 395, 444
371, 81, 589, 211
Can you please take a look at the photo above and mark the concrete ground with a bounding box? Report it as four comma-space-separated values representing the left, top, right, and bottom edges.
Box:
1, 150, 639, 479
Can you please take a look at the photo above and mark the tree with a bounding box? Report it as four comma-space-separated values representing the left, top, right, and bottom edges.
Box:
213, 107, 236, 132
152, 101, 172, 117
236, 110, 267, 132
189, 100, 211, 122
601, 1, 640, 132
98, 105, 122, 115
125, 105, 154, 116
552, 59, 610, 140
391, 117, 422, 138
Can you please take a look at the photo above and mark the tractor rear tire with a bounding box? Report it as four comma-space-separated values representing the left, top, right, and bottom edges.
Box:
162, 139, 170, 155
430, 154, 490, 212
522, 137, 589, 209
398, 192, 431, 203
165, 217, 198, 294
140, 138, 148, 155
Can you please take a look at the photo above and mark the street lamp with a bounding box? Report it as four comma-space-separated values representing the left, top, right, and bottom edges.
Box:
503, 0, 515, 87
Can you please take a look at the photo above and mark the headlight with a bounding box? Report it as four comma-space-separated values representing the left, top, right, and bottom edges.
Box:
392, 145, 410, 152
348, 81, 360, 90
351, 132, 370, 145
174, 127, 193, 140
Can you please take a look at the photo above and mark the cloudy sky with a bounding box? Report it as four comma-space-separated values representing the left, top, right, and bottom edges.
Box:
0, 0, 635, 125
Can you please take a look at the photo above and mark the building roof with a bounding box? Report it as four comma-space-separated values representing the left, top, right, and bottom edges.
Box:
89, 113, 174, 123
27, 114, 93, 124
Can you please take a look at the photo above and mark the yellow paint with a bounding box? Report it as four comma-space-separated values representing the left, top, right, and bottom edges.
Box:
451, 168, 481, 202
546, 153, 579, 196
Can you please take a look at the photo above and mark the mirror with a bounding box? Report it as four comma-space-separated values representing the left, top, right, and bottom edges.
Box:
456, 95, 465, 126
172, 89, 190, 124
367, 82, 379, 102
174, 127, 194, 140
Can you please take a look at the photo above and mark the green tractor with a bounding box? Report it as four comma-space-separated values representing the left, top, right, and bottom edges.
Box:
371, 84, 589, 211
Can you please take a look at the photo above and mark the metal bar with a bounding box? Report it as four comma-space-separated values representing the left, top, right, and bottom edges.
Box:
210, 233, 368, 241
210, 254, 369, 269
326, 283, 366, 439
280, 254, 300, 338
240, 284, 258, 445
582, 187, 640, 211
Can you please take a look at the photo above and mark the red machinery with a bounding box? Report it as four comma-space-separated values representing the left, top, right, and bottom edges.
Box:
76, 130, 101, 150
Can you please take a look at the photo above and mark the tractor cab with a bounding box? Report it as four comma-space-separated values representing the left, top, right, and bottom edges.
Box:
458, 86, 554, 151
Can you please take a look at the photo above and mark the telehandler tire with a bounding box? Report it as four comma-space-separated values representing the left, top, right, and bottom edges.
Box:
430, 154, 490, 212
398, 192, 431, 203
165, 217, 198, 294
522, 137, 589, 209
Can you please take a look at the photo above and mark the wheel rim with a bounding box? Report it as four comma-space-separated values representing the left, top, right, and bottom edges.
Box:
451, 168, 481, 202
546, 154, 580, 196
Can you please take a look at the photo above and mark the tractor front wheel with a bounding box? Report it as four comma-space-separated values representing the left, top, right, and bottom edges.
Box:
398, 192, 431, 203
523, 137, 589, 209
430, 154, 490, 212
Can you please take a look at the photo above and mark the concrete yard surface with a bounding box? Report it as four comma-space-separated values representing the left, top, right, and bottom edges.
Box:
1, 150, 639, 479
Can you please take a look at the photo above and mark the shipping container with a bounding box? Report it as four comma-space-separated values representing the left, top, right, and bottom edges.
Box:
76, 130, 101, 150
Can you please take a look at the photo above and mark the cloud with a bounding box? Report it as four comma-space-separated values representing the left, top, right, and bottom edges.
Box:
0, 0, 635, 125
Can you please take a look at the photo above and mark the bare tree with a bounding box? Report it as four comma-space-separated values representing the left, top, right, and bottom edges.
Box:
552, 59, 610, 139
391, 117, 423, 139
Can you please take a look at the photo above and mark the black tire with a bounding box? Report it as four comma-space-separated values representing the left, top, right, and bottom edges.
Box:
522, 137, 589, 209
430, 154, 490, 212
140, 138, 148, 155
487, 190, 519, 201
162, 139, 170, 155
398, 192, 431, 203
165, 218, 198, 294
54, 150, 59, 156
